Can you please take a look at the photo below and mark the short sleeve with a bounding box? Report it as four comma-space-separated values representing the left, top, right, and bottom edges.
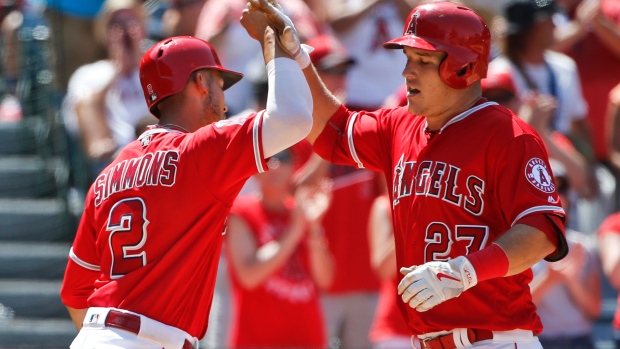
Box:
313, 105, 392, 172
60, 199, 101, 308
188, 111, 269, 198
493, 134, 566, 226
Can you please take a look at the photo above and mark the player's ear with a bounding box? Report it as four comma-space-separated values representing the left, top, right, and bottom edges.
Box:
191, 70, 210, 95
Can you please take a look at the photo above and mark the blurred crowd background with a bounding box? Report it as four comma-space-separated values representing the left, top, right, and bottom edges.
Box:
0, 0, 619, 348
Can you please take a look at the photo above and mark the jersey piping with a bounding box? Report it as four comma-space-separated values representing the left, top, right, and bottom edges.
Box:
253, 110, 266, 173
439, 101, 498, 134
137, 127, 185, 141
69, 247, 100, 271
347, 112, 364, 169
511, 205, 566, 227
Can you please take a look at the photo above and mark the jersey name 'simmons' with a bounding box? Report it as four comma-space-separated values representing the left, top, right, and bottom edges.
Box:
392, 154, 484, 216
94, 150, 180, 207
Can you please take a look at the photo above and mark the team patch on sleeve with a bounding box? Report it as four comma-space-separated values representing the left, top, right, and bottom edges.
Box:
525, 158, 555, 193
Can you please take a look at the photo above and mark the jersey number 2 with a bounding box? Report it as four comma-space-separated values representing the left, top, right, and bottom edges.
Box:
108, 198, 149, 279
424, 223, 488, 263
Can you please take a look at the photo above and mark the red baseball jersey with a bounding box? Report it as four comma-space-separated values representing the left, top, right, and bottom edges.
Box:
227, 195, 326, 348
322, 166, 381, 293
60, 112, 268, 339
313, 100, 566, 335
597, 212, 620, 330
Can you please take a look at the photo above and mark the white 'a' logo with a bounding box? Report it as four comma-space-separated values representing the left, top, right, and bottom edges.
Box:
406, 11, 421, 35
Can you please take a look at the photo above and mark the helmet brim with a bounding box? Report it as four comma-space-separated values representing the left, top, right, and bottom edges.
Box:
383, 35, 477, 63
383, 35, 437, 50
220, 69, 244, 91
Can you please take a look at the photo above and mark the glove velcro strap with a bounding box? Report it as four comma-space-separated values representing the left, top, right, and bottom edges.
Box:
449, 256, 477, 290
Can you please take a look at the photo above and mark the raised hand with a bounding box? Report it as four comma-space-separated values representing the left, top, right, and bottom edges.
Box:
247, 0, 312, 68
240, 3, 272, 42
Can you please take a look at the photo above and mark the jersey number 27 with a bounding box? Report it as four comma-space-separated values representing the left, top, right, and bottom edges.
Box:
424, 223, 489, 263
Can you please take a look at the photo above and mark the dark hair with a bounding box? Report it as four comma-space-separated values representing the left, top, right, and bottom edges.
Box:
503, 0, 557, 35
502, 29, 539, 91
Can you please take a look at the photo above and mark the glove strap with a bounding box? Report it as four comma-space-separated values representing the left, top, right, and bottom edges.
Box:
449, 256, 478, 291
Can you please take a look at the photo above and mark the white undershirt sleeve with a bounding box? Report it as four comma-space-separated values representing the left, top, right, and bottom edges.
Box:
261, 57, 313, 158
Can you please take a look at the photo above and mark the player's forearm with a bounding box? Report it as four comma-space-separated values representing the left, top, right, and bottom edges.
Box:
302, 64, 343, 144
495, 224, 556, 276
261, 57, 313, 158
66, 306, 88, 331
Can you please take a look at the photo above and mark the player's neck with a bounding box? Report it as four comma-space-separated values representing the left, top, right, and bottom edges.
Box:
425, 90, 482, 131
158, 123, 190, 133
157, 115, 196, 133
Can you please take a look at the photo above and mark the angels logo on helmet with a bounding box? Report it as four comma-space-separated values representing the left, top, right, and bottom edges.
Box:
405, 11, 421, 35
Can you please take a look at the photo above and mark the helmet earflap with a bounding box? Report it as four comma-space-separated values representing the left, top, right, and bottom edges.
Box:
440, 54, 488, 89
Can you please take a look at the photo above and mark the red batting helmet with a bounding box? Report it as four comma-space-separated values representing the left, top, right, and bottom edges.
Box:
140, 36, 243, 117
383, 2, 491, 89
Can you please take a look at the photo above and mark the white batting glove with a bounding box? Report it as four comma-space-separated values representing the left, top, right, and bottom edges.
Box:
398, 256, 478, 312
250, 0, 313, 68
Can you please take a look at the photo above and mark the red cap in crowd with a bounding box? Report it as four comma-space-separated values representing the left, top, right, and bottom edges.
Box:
306, 34, 355, 71
481, 69, 516, 95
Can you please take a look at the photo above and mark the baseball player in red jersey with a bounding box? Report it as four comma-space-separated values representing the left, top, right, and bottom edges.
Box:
59, 8, 315, 348
250, 1, 568, 348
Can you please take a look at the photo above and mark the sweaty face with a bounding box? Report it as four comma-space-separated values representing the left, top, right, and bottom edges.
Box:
402, 47, 461, 122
